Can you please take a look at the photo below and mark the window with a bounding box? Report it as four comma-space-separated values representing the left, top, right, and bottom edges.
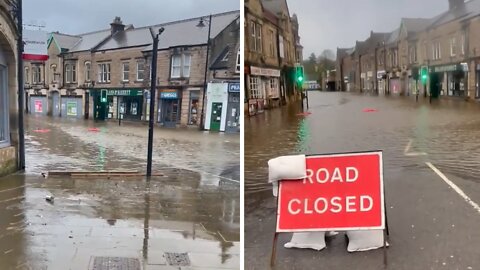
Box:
0, 66, 8, 146
136, 61, 145, 81
461, 34, 465, 55
269, 29, 275, 56
269, 78, 279, 98
24, 67, 29, 84
409, 45, 417, 63
433, 42, 441, 60
51, 64, 58, 83
182, 54, 191, 78
122, 62, 130, 82
98, 63, 111, 83
65, 63, 76, 83
249, 22, 262, 53
235, 48, 240, 73
85, 62, 91, 82
170, 54, 191, 78
249, 76, 260, 99
450, 37, 457, 57
32, 66, 41, 84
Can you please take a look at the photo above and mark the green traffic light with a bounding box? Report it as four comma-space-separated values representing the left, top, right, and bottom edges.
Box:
298, 76, 303, 82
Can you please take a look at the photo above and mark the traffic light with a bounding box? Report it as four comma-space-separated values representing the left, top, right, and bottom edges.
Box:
100, 89, 107, 103
295, 65, 304, 84
420, 66, 428, 83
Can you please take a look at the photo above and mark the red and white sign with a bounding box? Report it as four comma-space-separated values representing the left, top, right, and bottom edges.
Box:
276, 151, 384, 232
23, 29, 48, 61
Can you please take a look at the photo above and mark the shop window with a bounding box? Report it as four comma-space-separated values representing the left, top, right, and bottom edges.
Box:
188, 90, 200, 125
269, 78, 279, 98
122, 62, 130, 82
249, 76, 260, 99
0, 66, 8, 147
98, 63, 111, 83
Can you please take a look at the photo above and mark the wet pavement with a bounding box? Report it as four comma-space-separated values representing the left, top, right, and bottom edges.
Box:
0, 115, 239, 269
245, 92, 480, 269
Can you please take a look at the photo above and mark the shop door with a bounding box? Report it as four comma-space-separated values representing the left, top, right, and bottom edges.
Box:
52, 92, 60, 117
30, 96, 47, 115
430, 73, 440, 98
162, 99, 179, 128
225, 95, 240, 133
210, 102, 223, 131
61, 97, 82, 118
94, 95, 107, 121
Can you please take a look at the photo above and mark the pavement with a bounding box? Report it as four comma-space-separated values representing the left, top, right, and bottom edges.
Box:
0, 115, 240, 269
245, 92, 480, 270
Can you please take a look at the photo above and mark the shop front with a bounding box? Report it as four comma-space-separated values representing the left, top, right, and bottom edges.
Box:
30, 95, 48, 115
205, 82, 228, 132
247, 66, 280, 114
431, 63, 468, 97
225, 82, 240, 133
476, 64, 480, 99
389, 72, 401, 95
93, 88, 144, 121
377, 71, 386, 95
61, 96, 83, 118
158, 89, 180, 128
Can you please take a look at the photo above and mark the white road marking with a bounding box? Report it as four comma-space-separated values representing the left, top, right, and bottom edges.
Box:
404, 139, 428, 156
426, 162, 480, 214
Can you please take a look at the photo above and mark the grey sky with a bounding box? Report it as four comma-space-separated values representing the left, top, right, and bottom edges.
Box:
288, 0, 449, 60
24, 0, 239, 34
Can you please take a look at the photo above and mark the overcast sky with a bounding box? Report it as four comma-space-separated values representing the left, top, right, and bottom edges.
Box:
23, 0, 239, 34
288, 0, 449, 60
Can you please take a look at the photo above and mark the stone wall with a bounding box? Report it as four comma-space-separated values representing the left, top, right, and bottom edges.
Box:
0, 147, 16, 177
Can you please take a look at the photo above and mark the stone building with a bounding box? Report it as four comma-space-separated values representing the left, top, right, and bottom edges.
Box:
24, 11, 240, 128
0, 2, 20, 176
337, 0, 480, 101
244, 0, 302, 116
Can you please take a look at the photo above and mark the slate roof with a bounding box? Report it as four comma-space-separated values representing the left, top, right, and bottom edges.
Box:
261, 0, 289, 15
401, 18, 432, 34
48, 11, 239, 54
50, 32, 81, 50
142, 11, 240, 52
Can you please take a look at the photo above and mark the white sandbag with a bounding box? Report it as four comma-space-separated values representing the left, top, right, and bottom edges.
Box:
268, 155, 306, 183
346, 230, 388, 252
284, 232, 326, 251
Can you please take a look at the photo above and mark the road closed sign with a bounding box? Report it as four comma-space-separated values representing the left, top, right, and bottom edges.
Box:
276, 151, 384, 232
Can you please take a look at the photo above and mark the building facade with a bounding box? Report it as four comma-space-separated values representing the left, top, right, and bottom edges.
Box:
337, 0, 480, 102
23, 11, 240, 130
0, 2, 20, 177
244, 0, 302, 116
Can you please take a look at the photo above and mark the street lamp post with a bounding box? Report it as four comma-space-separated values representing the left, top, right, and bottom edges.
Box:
197, 15, 212, 131
146, 27, 165, 178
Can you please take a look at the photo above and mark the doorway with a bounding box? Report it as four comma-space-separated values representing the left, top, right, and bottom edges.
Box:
52, 91, 60, 117
161, 99, 179, 128
210, 102, 223, 131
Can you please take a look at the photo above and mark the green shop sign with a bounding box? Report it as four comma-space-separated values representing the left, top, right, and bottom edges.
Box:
432, 63, 468, 73
98, 89, 143, 96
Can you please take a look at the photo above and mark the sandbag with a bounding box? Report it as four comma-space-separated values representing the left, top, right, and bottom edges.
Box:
346, 230, 388, 252
284, 232, 326, 251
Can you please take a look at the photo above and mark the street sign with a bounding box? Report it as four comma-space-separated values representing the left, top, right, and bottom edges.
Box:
276, 151, 384, 232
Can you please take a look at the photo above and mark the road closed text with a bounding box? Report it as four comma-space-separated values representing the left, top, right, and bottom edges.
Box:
276, 152, 384, 232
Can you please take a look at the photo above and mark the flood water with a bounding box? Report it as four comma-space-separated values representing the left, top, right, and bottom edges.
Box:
0, 115, 240, 269
245, 91, 480, 212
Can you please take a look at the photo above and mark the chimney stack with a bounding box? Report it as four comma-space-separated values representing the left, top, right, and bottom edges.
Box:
449, 0, 465, 10
110, 17, 125, 35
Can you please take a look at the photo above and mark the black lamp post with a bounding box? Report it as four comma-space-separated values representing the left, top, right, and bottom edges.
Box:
146, 27, 165, 178
196, 15, 212, 131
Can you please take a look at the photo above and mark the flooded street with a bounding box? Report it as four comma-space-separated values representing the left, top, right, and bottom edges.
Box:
245, 92, 480, 269
0, 116, 239, 269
